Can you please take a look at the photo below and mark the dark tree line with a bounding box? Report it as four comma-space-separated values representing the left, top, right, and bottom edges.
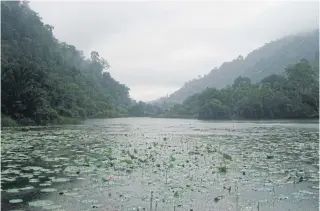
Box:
1, 1, 318, 126
1, 1, 133, 125
164, 58, 319, 120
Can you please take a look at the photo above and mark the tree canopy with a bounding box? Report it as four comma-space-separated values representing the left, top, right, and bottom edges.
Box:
1, 1, 132, 125
1, 1, 318, 125
154, 30, 319, 107
164, 58, 319, 120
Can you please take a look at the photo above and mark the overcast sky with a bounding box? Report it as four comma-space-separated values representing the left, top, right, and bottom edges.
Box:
29, 1, 319, 102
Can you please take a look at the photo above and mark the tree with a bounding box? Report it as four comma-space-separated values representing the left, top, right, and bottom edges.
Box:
165, 58, 319, 120
198, 99, 229, 119
1, 1, 132, 125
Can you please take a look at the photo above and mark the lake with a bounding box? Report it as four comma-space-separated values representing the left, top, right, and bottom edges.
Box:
1, 118, 319, 211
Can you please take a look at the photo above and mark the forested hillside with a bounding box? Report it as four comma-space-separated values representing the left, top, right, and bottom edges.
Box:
155, 30, 319, 107
1, 1, 318, 126
1, 1, 133, 125
163, 57, 319, 120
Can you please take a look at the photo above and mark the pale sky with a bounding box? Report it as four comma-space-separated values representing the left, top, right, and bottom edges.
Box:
29, 1, 319, 101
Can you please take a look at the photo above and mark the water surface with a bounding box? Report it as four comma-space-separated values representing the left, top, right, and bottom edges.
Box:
1, 118, 319, 211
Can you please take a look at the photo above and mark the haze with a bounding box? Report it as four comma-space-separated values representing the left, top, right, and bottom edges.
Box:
29, 1, 319, 102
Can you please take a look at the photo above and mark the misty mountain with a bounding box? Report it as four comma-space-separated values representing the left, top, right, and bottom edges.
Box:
154, 30, 319, 107
1, 1, 132, 125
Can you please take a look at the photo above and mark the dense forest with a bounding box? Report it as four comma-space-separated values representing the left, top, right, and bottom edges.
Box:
162, 57, 319, 120
1, 1, 318, 126
1, 1, 160, 126
154, 30, 319, 107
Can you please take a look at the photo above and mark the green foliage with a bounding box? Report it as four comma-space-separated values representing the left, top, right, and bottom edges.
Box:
198, 99, 229, 120
222, 153, 232, 161
155, 30, 319, 106
1, 115, 18, 127
165, 59, 319, 120
1, 1, 132, 125
170, 155, 176, 162
173, 191, 179, 198
2, 1, 317, 123
217, 165, 227, 173
55, 116, 81, 125
120, 159, 133, 165
128, 101, 163, 117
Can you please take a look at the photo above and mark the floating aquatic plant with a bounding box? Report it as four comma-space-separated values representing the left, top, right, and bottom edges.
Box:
1, 120, 318, 211
222, 153, 232, 161
120, 159, 133, 165
217, 165, 227, 173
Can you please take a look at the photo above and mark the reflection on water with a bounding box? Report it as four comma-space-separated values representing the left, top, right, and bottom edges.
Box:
1, 118, 319, 211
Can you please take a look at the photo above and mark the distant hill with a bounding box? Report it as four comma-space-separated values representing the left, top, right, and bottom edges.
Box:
154, 30, 319, 107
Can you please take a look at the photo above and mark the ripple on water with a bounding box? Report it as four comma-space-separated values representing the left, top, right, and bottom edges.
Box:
20, 186, 35, 191
1, 120, 318, 211
42, 204, 63, 210
52, 178, 70, 183
64, 192, 79, 197
9, 199, 23, 204
41, 188, 57, 193
28, 200, 54, 207
39, 182, 52, 187
6, 188, 20, 193
29, 178, 39, 183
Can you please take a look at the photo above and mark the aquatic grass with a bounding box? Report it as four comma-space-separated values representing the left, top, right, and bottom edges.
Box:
213, 195, 223, 203
1, 120, 318, 210
84, 156, 90, 166
150, 191, 154, 211
222, 153, 232, 161
170, 155, 176, 162
120, 159, 133, 165
128, 151, 137, 160
217, 165, 227, 173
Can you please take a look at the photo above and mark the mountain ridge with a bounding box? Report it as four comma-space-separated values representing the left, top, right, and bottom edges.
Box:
153, 29, 319, 107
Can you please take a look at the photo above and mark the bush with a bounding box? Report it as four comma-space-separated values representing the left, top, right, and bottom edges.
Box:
18, 118, 36, 126
56, 116, 81, 125
77, 107, 87, 119
58, 108, 73, 118
1, 115, 18, 127
90, 109, 120, 118
34, 108, 59, 125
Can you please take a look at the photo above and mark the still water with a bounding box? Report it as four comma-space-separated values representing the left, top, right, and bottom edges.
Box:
1, 118, 319, 211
